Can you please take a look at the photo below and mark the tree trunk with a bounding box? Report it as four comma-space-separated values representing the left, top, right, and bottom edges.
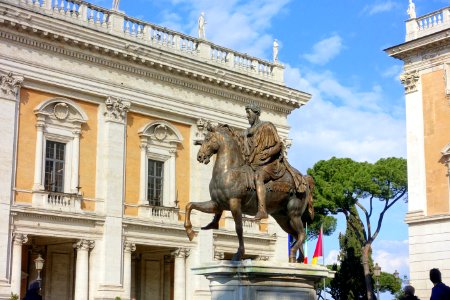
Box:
362, 243, 375, 300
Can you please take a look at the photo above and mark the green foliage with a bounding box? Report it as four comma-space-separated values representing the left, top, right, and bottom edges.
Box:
114, 297, 122, 300
379, 272, 402, 295
329, 211, 368, 300
9, 293, 18, 300
308, 157, 407, 299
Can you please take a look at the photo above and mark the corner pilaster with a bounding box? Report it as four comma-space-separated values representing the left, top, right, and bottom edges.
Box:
0, 71, 23, 289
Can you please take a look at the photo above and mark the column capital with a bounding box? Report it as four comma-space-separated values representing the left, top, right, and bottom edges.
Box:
12, 233, 28, 246
400, 71, 420, 94
73, 239, 95, 251
104, 96, 131, 124
0, 72, 23, 101
124, 241, 136, 253
172, 248, 190, 259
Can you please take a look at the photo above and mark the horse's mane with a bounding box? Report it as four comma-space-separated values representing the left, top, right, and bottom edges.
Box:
216, 124, 245, 157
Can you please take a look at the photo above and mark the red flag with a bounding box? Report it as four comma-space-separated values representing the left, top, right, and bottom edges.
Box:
312, 226, 323, 265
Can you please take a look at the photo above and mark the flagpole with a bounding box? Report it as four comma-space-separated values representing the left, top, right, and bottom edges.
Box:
321, 225, 326, 300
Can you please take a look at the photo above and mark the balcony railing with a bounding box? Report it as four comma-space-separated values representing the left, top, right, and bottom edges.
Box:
10, 0, 283, 82
138, 205, 180, 224
406, 7, 450, 41
32, 190, 82, 212
224, 212, 260, 234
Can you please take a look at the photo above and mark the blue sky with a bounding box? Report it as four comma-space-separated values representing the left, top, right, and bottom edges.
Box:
96, 0, 449, 295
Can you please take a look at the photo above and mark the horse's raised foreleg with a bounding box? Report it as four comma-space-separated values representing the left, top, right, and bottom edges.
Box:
229, 198, 245, 261
184, 200, 219, 241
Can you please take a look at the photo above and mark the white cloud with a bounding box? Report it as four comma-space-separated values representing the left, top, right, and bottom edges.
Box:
382, 64, 403, 80
152, 0, 291, 59
303, 35, 343, 65
373, 240, 409, 276
326, 249, 340, 265
362, 1, 400, 16
284, 64, 406, 172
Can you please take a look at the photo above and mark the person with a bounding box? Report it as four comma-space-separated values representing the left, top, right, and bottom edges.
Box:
273, 39, 279, 63
242, 103, 285, 220
407, 0, 416, 19
112, 0, 120, 10
430, 268, 450, 300
23, 281, 42, 300
198, 12, 206, 39
400, 285, 419, 300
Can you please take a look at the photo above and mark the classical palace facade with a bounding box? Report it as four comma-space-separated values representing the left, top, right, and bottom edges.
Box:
385, 4, 450, 299
0, 0, 310, 299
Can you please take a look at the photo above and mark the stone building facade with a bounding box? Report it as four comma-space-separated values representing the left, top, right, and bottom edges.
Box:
385, 4, 450, 299
0, 0, 310, 299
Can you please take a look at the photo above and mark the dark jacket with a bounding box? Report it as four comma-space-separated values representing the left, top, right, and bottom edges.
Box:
400, 295, 419, 300
23, 281, 42, 300
430, 282, 450, 300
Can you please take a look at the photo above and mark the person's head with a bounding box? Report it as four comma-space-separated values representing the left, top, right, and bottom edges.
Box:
245, 103, 261, 126
430, 268, 442, 284
403, 285, 415, 296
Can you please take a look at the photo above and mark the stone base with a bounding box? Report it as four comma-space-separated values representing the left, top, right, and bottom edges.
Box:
192, 260, 334, 300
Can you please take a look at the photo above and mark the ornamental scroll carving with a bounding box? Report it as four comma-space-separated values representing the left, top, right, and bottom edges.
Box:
171, 248, 190, 259
104, 96, 131, 123
0, 72, 23, 100
73, 239, 95, 251
400, 71, 419, 94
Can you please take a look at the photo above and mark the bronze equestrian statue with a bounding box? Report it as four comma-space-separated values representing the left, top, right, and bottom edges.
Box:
184, 104, 314, 262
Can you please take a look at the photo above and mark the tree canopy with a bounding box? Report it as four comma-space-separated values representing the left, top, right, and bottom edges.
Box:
308, 157, 407, 300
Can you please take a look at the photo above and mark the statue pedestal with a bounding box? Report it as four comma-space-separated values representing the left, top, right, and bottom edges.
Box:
192, 260, 334, 300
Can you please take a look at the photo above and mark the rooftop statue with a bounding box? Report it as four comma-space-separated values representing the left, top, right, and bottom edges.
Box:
112, 0, 120, 11
198, 12, 206, 39
184, 104, 314, 262
407, 0, 416, 19
273, 39, 279, 63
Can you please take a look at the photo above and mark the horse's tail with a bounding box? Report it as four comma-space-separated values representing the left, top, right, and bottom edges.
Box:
305, 175, 315, 221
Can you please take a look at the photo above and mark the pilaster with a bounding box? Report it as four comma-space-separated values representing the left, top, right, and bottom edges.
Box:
96, 96, 130, 295
400, 71, 427, 215
0, 71, 23, 292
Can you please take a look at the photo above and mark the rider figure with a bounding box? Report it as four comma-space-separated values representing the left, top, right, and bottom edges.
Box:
243, 103, 285, 220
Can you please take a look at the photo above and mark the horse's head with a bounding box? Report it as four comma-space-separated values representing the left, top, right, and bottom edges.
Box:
197, 126, 220, 164
197, 124, 239, 165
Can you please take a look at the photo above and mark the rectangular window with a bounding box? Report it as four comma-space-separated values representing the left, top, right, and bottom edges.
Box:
44, 141, 66, 192
147, 159, 164, 206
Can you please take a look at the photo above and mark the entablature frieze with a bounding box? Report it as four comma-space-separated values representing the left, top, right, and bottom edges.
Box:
0, 4, 310, 114
11, 206, 104, 240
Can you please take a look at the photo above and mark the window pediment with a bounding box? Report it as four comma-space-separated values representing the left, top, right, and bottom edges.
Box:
34, 98, 88, 128
139, 121, 183, 148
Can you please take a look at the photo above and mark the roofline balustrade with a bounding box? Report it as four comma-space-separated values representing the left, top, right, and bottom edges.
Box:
4, 0, 284, 83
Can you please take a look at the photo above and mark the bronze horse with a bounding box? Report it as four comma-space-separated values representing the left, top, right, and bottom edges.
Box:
184, 125, 314, 262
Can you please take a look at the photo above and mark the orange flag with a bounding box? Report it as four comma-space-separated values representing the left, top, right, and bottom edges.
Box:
312, 225, 323, 265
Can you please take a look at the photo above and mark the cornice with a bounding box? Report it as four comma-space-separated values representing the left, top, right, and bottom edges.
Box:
385, 28, 450, 62
0, 3, 311, 114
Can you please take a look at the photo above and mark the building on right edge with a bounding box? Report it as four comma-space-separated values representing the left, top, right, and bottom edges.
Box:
385, 3, 450, 298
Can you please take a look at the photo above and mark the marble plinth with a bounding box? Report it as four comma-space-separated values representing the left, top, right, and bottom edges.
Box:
192, 260, 334, 300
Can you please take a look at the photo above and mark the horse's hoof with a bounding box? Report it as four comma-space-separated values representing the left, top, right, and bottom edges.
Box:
185, 228, 196, 241
201, 222, 219, 230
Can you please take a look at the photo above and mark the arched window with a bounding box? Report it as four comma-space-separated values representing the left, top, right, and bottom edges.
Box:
32, 98, 88, 194
138, 121, 183, 207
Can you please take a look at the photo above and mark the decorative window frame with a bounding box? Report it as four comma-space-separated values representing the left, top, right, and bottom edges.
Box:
138, 120, 183, 207
32, 98, 88, 194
